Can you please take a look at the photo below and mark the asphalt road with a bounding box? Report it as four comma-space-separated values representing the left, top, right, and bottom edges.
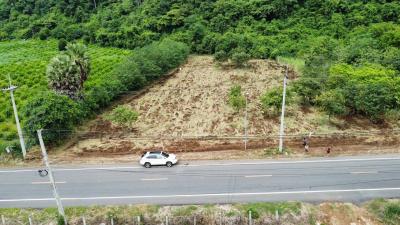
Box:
1, 154, 400, 208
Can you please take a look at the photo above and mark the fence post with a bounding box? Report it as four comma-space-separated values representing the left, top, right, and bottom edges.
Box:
165, 216, 168, 225
275, 210, 279, 221
219, 212, 222, 225
82, 216, 86, 225
248, 210, 252, 225
1, 215, 5, 225
137, 216, 141, 225
111, 217, 114, 225
193, 215, 196, 225
28, 215, 33, 225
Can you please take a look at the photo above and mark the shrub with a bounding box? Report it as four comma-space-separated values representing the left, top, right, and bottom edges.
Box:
38, 28, 50, 40
214, 50, 228, 63
58, 39, 68, 51
231, 51, 250, 67
316, 89, 348, 118
105, 105, 139, 129
246, 208, 260, 220
260, 87, 293, 115
228, 85, 246, 112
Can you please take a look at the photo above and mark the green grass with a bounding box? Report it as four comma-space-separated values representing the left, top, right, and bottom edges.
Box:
236, 202, 302, 216
367, 199, 400, 225
0, 39, 129, 151
172, 205, 198, 217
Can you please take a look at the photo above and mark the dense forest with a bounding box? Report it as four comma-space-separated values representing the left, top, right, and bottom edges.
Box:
1, 0, 400, 150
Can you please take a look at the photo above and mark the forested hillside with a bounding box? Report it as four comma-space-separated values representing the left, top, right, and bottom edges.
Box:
1, 0, 400, 154
2, 1, 400, 110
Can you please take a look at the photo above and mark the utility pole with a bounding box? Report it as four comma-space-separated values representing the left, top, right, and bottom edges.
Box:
244, 92, 249, 150
1, 75, 27, 158
37, 130, 67, 225
278, 65, 288, 153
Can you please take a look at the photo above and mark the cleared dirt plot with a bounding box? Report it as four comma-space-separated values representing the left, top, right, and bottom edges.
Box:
27, 55, 399, 164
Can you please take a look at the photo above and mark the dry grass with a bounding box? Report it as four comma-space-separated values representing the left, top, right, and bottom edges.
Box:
0, 201, 390, 225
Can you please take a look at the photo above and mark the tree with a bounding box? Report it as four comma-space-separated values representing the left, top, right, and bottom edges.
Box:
316, 89, 348, 119
22, 91, 80, 143
66, 43, 91, 88
105, 105, 139, 129
47, 43, 90, 99
354, 82, 397, 123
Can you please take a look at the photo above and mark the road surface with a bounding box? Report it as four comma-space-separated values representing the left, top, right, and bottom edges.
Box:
1, 154, 400, 208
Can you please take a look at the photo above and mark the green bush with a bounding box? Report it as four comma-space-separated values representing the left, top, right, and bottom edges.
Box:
228, 85, 246, 112
22, 91, 81, 144
246, 208, 260, 219
105, 105, 139, 129
231, 51, 250, 67
38, 28, 50, 40
58, 39, 68, 51
260, 87, 293, 115
316, 89, 348, 118
327, 63, 400, 122
214, 50, 228, 63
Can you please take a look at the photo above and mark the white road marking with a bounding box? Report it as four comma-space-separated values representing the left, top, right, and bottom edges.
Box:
186, 157, 400, 167
245, 175, 273, 178
0, 156, 400, 173
140, 178, 168, 181
350, 171, 378, 174
1, 187, 400, 202
31, 181, 67, 185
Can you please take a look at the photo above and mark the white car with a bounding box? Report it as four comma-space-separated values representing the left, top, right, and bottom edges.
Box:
140, 151, 178, 168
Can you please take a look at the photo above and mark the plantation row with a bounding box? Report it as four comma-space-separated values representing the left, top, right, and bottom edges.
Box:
22, 39, 189, 145
0, 39, 130, 151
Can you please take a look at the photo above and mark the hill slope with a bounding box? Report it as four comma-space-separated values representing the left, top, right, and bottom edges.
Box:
67, 56, 399, 157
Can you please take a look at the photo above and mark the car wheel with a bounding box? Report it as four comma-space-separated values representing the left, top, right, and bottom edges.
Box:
144, 162, 151, 168
166, 161, 173, 167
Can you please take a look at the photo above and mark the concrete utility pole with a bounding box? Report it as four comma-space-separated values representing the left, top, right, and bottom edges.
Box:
244, 92, 249, 150
1, 75, 27, 158
278, 65, 289, 153
37, 130, 67, 225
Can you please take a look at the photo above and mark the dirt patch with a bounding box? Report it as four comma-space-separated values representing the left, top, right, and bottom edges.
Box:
316, 203, 381, 225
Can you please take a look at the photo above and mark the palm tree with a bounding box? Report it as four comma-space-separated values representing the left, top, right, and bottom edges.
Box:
66, 43, 90, 90
46, 43, 90, 99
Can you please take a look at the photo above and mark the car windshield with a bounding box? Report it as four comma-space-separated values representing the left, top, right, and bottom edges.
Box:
161, 152, 169, 158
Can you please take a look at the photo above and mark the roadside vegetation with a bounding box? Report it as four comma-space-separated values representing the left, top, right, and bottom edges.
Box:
0, 200, 395, 225
367, 199, 400, 225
